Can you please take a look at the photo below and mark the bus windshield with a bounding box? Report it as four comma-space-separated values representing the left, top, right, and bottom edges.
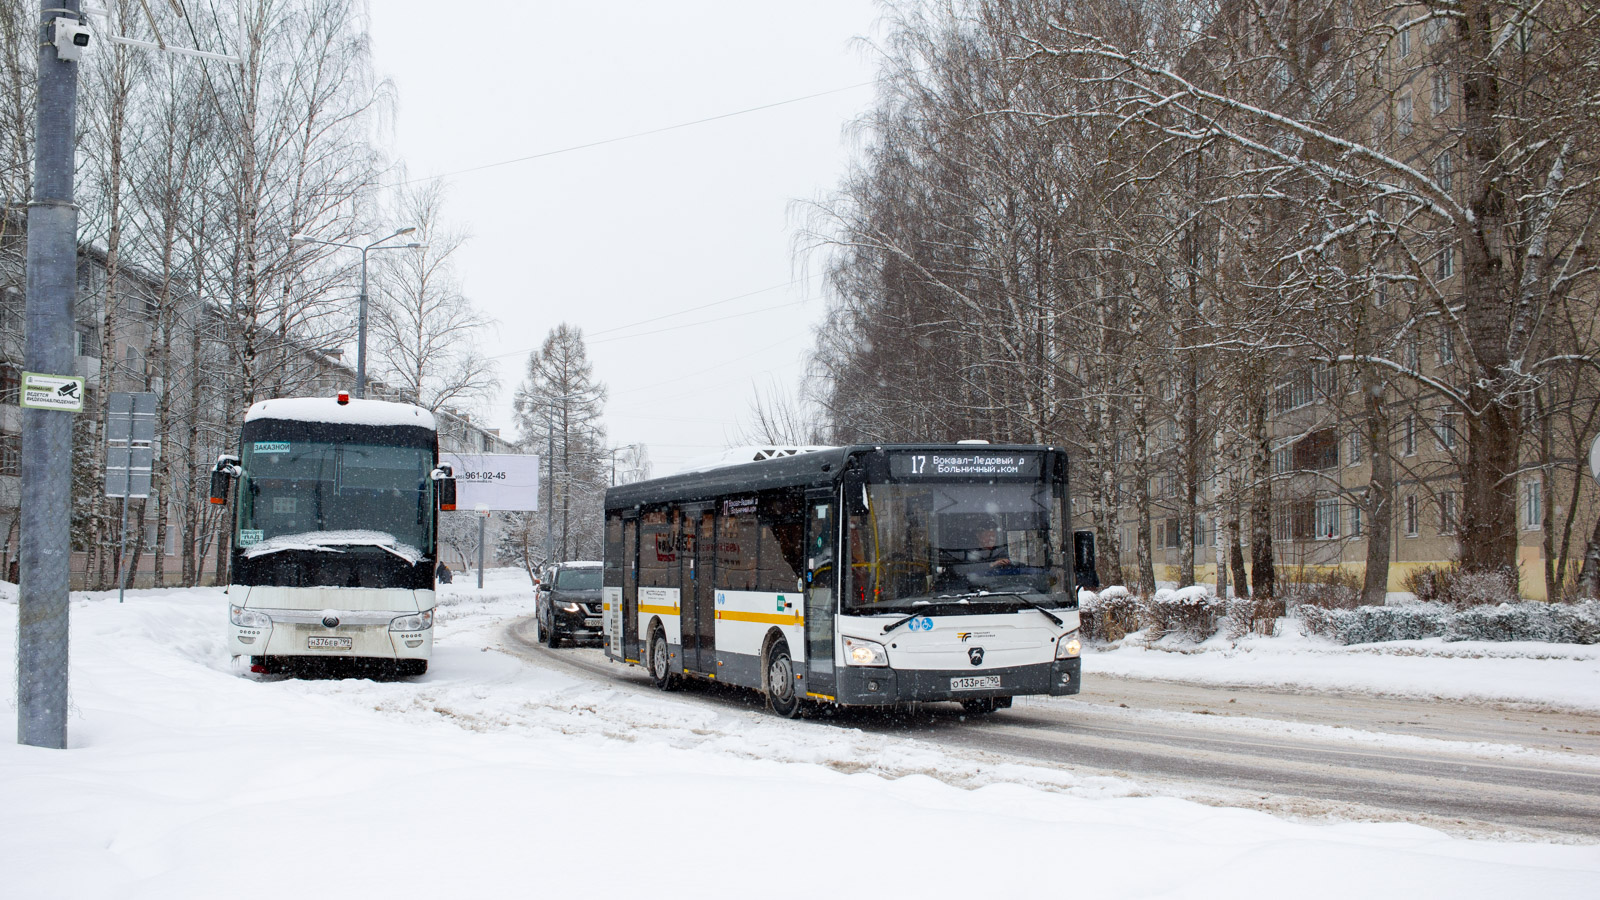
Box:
236, 440, 435, 556
845, 481, 1067, 614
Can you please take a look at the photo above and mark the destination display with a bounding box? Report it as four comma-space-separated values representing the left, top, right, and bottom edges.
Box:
888, 451, 1043, 479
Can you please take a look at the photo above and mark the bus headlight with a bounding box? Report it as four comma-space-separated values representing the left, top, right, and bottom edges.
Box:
230, 606, 271, 629
1056, 631, 1081, 659
843, 635, 888, 667
390, 609, 435, 632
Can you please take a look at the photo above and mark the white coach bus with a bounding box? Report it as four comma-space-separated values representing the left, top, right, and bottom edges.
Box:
602, 444, 1093, 716
209, 393, 457, 677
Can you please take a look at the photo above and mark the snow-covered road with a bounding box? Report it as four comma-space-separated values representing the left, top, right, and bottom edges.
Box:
4, 572, 1599, 899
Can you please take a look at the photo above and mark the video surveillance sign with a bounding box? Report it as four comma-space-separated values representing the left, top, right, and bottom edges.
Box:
440, 453, 542, 511
20, 371, 86, 412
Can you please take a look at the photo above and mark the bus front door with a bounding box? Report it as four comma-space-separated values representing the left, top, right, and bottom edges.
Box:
803, 494, 837, 700
623, 516, 640, 663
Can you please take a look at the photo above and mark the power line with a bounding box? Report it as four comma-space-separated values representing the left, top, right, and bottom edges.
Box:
590, 299, 810, 345
390, 81, 876, 187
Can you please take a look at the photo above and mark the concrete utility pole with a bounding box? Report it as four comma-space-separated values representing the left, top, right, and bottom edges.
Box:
19, 1, 83, 750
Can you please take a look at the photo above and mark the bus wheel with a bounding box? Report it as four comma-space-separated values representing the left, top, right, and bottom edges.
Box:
650, 629, 678, 691
399, 659, 427, 677
765, 638, 802, 718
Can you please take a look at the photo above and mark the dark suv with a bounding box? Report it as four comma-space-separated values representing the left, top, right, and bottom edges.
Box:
536, 561, 603, 647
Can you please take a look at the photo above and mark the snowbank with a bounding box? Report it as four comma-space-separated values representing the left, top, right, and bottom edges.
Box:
2, 574, 1597, 898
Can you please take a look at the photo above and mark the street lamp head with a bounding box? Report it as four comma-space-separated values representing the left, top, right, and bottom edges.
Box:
396, 226, 417, 235
404, 242, 428, 250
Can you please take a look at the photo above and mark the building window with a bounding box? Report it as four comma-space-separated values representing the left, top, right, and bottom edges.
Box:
1398, 25, 1412, 58
1438, 324, 1455, 364
1405, 495, 1419, 536
1396, 94, 1414, 135
0, 431, 18, 476
1437, 244, 1455, 278
1403, 414, 1417, 456
1432, 71, 1450, 113
1347, 431, 1362, 466
1290, 500, 1316, 541
1165, 518, 1181, 549
1436, 410, 1460, 450
1404, 335, 1420, 371
1315, 498, 1341, 540
1426, 17, 1446, 44
1524, 479, 1542, 529
1294, 428, 1340, 471
1274, 446, 1293, 474
1273, 369, 1316, 412
0, 364, 18, 405
1438, 491, 1458, 535
1350, 503, 1363, 537
1434, 150, 1453, 192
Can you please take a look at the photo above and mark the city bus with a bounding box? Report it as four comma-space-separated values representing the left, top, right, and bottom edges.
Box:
602, 443, 1090, 716
210, 393, 457, 676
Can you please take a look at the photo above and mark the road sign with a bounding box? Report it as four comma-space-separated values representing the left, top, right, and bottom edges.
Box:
19, 371, 85, 412
441, 453, 541, 511
105, 392, 156, 499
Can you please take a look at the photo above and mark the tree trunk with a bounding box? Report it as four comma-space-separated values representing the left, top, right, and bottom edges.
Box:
1248, 379, 1276, 601
1361, 384, 1394, 607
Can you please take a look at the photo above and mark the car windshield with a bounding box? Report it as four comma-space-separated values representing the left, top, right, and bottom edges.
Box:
844, 481, 1067, 615
556, 567, 601, 590
236, 439, 434, 554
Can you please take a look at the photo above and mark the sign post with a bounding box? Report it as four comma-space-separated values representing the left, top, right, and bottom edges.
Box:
105, 392, 155, 604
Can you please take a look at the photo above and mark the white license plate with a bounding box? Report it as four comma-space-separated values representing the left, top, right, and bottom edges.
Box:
950, 675, 1001, 691
308, 636, 352, 650
584, 617, 602, 627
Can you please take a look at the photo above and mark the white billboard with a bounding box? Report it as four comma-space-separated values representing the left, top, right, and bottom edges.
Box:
441, 453, 541, 512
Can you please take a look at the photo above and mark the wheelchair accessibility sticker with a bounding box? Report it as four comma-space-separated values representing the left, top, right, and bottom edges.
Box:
907, 616, 934, 632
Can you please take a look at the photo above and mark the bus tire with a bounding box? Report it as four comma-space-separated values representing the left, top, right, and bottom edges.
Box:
764, 637, 802, 718
650, 627, 678, 691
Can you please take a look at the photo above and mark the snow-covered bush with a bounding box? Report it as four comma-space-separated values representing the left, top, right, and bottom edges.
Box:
1142, 586, 1224, 641
1080, 586, 1226, 643
1295, 600, 1600, 645
1080, 586, 1137, 642
1444, 601, 1600, 643
1295, 602, 1449, 644
1402, 565, 1518, 608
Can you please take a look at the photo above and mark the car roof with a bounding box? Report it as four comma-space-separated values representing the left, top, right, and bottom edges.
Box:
555, 560, 601, 569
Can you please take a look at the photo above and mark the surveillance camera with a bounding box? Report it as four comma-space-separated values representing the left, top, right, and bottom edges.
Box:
53, 17, 91, 62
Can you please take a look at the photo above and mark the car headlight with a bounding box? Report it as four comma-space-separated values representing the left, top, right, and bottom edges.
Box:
1056, 630, 1081, 659
843, 635, 889, 667
389, 609, 435, 632
230, 605, 271, 629
558, 601, 583, 614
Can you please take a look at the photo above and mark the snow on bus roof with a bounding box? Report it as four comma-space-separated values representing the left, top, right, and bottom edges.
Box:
244, 397, 436, 429
671, 445, 835, 476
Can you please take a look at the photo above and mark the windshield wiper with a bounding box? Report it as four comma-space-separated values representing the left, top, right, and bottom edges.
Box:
1017, 597, 1064, 627
880, 600, 968, 635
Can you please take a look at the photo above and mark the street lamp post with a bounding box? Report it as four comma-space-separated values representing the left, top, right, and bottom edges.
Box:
289, 227, 426, 398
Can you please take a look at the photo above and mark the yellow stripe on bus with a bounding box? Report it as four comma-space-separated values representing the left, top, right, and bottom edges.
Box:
806, 692, 835, 702
715, 610, 803, 626
639, 604, 679, 616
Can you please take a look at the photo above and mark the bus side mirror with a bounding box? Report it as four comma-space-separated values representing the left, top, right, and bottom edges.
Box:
1073, 530, 1099, 590
210, 455, 240, 505
432, 464, 457, 511
843, 473, 869, 516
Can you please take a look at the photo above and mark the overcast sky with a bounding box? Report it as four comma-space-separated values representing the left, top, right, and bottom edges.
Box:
366, 2, 881, 474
